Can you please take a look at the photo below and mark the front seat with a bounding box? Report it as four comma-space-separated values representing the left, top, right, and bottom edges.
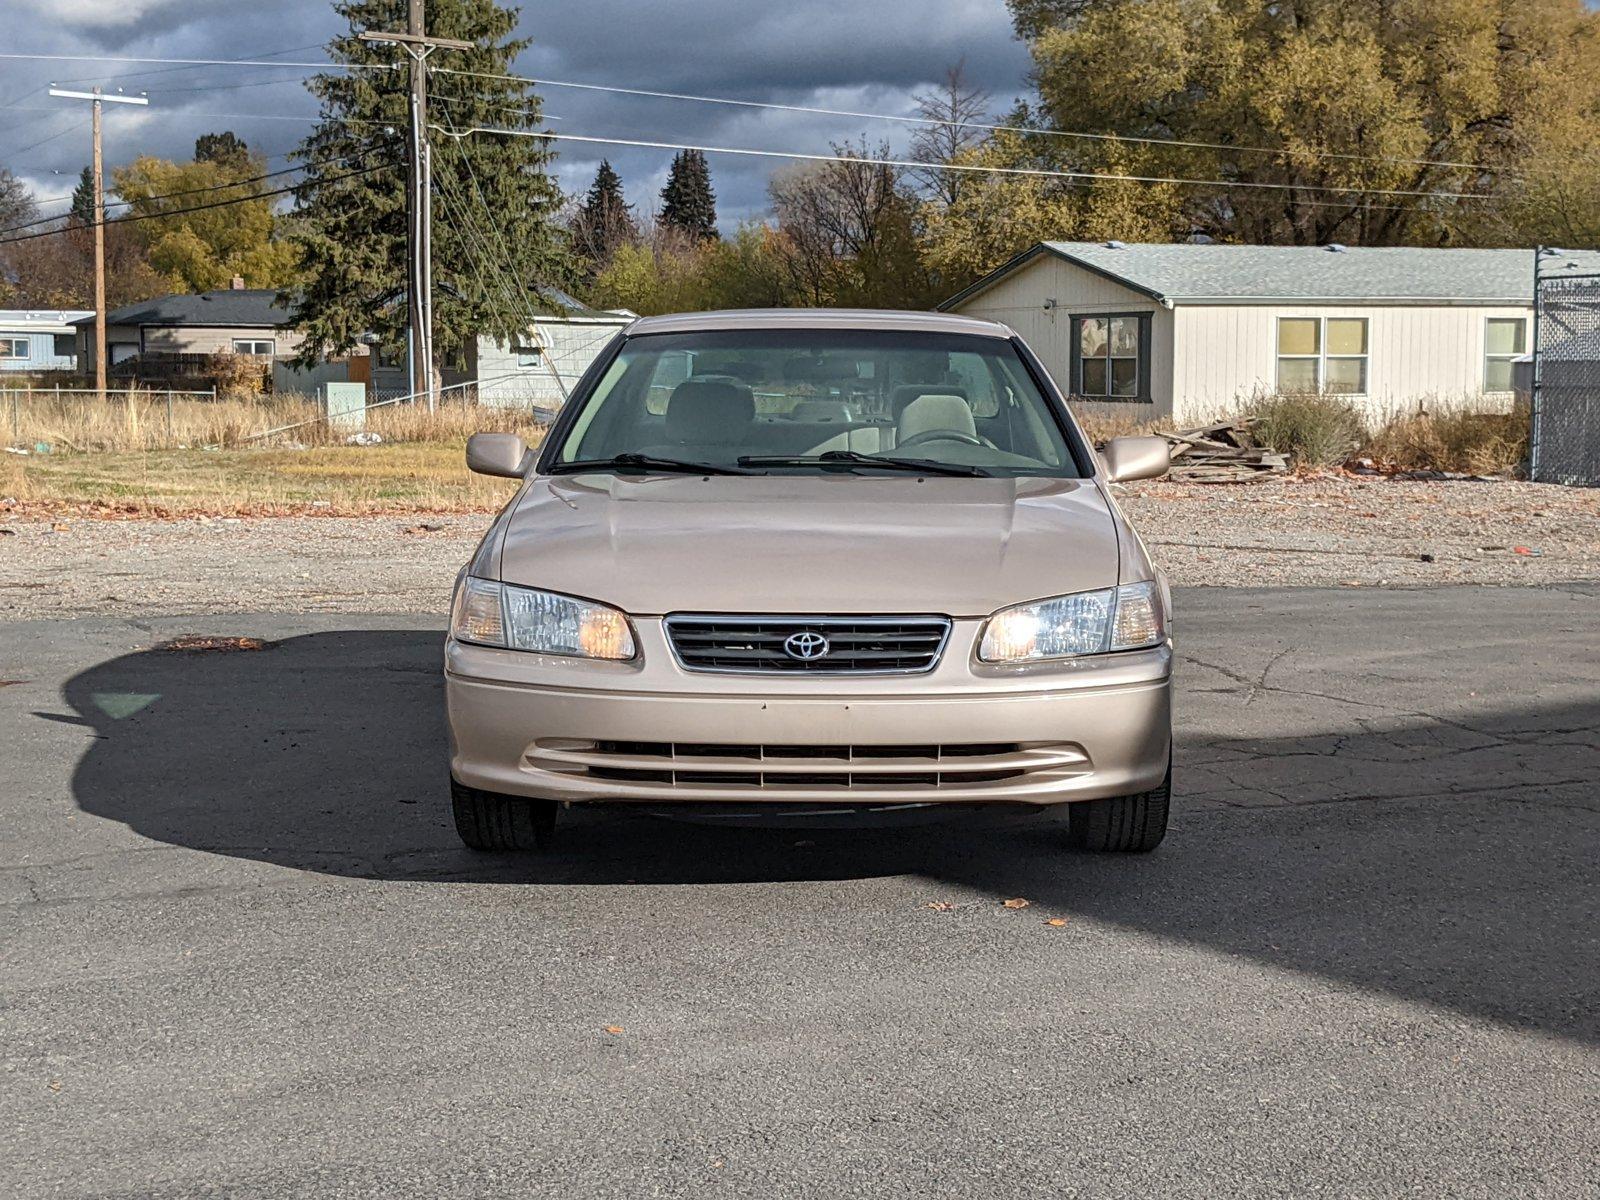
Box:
665, 379, 755, 446
897, 393, 977, 444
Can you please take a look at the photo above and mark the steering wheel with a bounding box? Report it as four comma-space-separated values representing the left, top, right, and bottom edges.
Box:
896, 429, 985, 449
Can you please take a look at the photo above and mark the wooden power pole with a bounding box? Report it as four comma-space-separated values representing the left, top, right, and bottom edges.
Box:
49, 87, 148, 405
360, 5, 471, 413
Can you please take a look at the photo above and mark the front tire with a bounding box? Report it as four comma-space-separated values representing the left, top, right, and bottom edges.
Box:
1068, 759, 1170, 853
451, 778, 557, 851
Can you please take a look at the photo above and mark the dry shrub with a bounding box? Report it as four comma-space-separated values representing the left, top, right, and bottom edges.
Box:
207, 351, 270, 399
1247, 392, 1368, 467
1364, 400, 1528, 476
1071, 405, 1159, 447
8, 389, 551, 453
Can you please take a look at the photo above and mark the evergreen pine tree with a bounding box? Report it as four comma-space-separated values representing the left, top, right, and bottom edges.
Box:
69, 167, 97, 227
288, 0, 569, 364
572, 160, 636, 272
194, 131, 250, 170
658, 149, 718, 241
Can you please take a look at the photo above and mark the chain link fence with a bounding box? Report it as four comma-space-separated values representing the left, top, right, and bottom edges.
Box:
1533, 269, 1600, 486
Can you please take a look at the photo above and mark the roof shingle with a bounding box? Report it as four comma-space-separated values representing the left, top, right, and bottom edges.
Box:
944, 242, 1600, 308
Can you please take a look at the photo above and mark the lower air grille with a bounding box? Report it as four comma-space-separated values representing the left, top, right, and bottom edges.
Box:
664, 614, 952, 674
526, 740, 1090, 793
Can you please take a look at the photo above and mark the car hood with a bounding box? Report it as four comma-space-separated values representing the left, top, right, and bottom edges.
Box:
497, 473, 1121, 617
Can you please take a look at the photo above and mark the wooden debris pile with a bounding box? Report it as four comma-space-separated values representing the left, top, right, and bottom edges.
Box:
1158, 419, 1289, 482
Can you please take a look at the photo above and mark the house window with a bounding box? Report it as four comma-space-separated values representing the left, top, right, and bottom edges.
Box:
516, 344, 542, 368
0, 337, 27, 359
232, 338, 275, 357
1071, 315, 1147, 400
1277, 317, 1368, 395
1484, 318, 1526, 393
53, 333, 75, 357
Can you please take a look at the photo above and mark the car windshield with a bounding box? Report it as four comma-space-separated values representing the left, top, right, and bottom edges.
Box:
546, 329, 1085, 478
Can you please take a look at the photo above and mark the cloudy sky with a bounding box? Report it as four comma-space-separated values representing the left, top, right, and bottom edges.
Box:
0, 0, 1033, 227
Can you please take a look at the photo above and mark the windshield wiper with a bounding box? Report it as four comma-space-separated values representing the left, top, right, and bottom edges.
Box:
738, 450, 989, 477
551, 452, 750, 476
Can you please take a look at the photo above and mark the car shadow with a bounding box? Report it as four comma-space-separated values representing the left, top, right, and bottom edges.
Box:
57, 627, 1600, 1043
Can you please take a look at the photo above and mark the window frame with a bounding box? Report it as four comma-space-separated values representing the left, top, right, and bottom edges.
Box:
52, 333, 75, 358
1483, 317, 1527, 394
0, 336, 28, 359
1276, 316, 1370, 397
231, 338, 276, 357
1067, 312, 1153, 404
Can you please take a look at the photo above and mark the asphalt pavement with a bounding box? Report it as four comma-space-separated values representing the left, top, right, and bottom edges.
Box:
3, 587, 1597, 1198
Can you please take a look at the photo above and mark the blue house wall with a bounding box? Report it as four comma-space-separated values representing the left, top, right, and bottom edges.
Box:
0, 311, 92, 373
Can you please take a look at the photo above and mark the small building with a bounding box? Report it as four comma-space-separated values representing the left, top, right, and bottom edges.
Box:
470, 289, 632, 412
74, 288, 305, 369
940, 242, 1600, 423
0, 309, 93, 373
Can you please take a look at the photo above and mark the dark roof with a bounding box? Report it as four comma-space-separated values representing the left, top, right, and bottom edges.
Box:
77, 289, 293, 328
941, 242, 1600, 309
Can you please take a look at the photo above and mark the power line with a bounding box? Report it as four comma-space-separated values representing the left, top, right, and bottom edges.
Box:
0, 164, 384, 246
0, 52, 390, 72
0, 51, 1507, 174
0, 113, 86, 160
436, 125, 1501, 204
430, 65, 1507, 175
46, 44, 331, 86
0, 147, 389, 237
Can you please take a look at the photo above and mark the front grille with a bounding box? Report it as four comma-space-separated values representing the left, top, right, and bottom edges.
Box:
526, 740, 1090, 793
664, 614, 952, 674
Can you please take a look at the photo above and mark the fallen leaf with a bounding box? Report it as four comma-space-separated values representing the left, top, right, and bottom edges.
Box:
0, 679, 25, 688
1044, 918, 1068, 927
925, 901, 956, 912
602, 1025, 624, 1035
48, 1080, 62, 1093
1002, 897, 1030, 910
51, 522, 70, 532
158, 635, 269, 653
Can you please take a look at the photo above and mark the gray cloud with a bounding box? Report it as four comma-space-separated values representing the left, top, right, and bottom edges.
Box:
0, 0, 1032, 225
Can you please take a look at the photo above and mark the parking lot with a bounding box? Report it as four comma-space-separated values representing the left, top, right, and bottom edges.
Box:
4, 584, 1596, 1198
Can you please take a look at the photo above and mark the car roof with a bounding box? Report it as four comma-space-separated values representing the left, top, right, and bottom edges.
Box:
623, 308, 1016, 339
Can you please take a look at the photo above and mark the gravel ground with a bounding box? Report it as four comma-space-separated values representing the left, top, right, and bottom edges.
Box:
2, 475, 1597, 619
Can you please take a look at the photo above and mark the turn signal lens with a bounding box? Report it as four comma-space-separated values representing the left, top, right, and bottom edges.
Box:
1111, 581, 1163, 650
451, 576, 506, 647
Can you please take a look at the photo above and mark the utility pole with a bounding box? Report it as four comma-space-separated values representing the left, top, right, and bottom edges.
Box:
360, 6, 471, 413
49, 87, 148, 405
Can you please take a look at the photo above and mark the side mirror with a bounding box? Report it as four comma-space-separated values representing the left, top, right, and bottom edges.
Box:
1101, 435, 1170, 483
466, 432, 529, 479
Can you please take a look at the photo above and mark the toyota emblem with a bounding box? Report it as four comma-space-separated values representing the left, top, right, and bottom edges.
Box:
783, 630, 831, 661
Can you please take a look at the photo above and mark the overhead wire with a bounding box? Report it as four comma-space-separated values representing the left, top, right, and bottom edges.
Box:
0, 146, 392, 237
429, 65, 1506, 174
0, 50, 1510, 175
0, 164, 385, 246
434, 125, 1501, 204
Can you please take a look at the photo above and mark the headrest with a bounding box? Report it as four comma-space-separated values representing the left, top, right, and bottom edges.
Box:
897, 394, 976, 443
665, 379, 755, 445
788, 400, 854, 423
890, 383, 967, 420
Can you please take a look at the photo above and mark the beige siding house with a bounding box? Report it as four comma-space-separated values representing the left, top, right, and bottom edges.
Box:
75, 289, 306, 367
942, 242, 1600, 424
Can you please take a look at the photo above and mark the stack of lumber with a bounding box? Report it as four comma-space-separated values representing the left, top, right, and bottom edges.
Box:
1158, 419, 1289, 482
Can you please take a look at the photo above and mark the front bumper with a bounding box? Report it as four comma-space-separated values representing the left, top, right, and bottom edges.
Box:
445, 619, 1171, 807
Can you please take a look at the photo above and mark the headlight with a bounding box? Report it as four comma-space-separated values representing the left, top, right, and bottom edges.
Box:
451, 578, 636, 659
979, 581, 1164, 663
